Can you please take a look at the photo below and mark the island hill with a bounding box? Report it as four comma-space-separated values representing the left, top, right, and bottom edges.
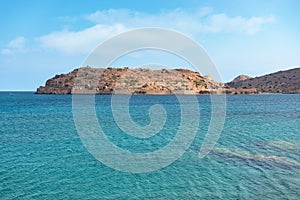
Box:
36, 67, 300, 95
227, 67, 300, 94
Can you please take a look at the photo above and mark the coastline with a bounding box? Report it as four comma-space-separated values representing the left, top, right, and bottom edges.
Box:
35, 67, 300, 95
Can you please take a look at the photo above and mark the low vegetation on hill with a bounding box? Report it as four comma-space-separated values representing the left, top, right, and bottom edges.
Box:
36, 67, 300, 94
36, 67, 226, 94
227, 68, 300, 94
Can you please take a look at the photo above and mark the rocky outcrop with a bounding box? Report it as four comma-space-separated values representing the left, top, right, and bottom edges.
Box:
223, 87, 257, 95
38, 66, 300, 95
36, 69, 79, 94
36, 67, 230, 94
227, 68, 300, 94
230, 75, 251, 83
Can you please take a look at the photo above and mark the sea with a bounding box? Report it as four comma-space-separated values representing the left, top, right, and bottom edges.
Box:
0, 92, 299, 199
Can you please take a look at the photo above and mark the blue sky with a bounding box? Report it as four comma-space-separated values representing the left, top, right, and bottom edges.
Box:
0, 0, 299, 90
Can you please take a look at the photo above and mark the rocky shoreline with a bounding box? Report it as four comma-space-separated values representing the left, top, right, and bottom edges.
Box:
36, 67, 300, 95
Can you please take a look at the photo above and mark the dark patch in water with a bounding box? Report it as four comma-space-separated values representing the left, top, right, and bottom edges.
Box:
211, 149, 300, 170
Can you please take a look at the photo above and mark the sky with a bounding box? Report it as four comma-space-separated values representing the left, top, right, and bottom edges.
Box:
0, 0, 299, 90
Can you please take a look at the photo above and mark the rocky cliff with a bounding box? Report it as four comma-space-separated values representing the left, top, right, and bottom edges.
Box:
227, 68, 300, 94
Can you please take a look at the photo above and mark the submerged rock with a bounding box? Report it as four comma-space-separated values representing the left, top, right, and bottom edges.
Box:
212, 146, 300, 168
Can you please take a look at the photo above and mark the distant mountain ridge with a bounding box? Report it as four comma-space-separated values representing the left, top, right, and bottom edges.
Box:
36, 67, 300, 94
227, 68, 300, 94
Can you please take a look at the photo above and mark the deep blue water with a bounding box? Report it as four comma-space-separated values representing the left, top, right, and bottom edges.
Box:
0, 92, 299, 199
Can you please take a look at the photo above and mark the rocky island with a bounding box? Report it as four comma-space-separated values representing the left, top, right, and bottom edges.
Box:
36, 67, 300, 94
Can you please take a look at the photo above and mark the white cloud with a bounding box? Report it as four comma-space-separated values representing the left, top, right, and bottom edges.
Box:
1, 49, 12, 55
1, 36, 27, 55
85, 8, 274, 35
9, 37, 26, 49
36, 8, 274, 55
203, 14, 275, 34
38, 24, 127, 55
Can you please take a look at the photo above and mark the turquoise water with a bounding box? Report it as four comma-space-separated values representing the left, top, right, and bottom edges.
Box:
1, 92, 299, 199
